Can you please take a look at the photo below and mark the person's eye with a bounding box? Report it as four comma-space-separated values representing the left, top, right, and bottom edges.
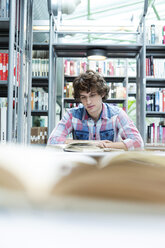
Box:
91, 94, 97, 97
80, 96, 85, 100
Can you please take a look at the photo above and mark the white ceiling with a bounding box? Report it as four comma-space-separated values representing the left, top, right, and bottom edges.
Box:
32, 0, 165, 44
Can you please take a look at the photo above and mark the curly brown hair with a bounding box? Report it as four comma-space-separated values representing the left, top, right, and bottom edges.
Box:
73, 70, 110, 101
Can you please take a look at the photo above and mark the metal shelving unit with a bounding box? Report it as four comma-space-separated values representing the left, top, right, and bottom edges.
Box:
0, 0, 33, 143
146, 112, 165, 118
53, 44, 142, 58
146, 78, 165, 88
32, 76, 49, 87
31, 110, 48, 116
137, 18, 165, 143
46, 0, 149, 142
51, 44, 141, 138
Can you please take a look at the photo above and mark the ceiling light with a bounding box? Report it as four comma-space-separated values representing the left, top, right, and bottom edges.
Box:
87, 49, 107, 61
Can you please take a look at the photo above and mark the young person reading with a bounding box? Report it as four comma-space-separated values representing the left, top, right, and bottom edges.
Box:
48, 70, 144, 150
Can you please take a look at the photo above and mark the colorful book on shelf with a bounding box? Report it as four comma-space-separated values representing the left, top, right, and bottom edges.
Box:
163, 26, 165, 44
0, 52, 8, 81
31, 127, 48, 144
150, 24, 156, 44
162, 90, 165, 112
1, 144, 165, 208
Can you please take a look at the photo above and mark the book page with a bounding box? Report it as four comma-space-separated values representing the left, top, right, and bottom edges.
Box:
52, 151, 165, 203
0, 143, 97, 207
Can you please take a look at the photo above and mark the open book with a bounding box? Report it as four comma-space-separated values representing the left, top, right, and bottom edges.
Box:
63, 141, 123, 152
0, 143, 165, 208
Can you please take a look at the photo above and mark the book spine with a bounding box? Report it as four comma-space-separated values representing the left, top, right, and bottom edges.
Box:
1, 0, 6, 18
155, 91, 159, 112
150, 56, 154, 76
163, 26, 165, 44
159, 125, 162, 143
162, 90, 165, 112
146, 94, 151, 111
6, 0, 9, 17
151, 24, 156, 44
157, 126, 159, 143
2, 53, 7, 80
163, 127, 165, 144
147, 125, 151, 143
0, 106, 7, 143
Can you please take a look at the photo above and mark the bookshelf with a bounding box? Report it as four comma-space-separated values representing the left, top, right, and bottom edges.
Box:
47, 0, 158, 144
53, 44, 142, 58
49, 43, 142, 138
0, 0, 33, 143
30, 44, 49, 144
0, 15, 9, 143
145, 45, 165, 145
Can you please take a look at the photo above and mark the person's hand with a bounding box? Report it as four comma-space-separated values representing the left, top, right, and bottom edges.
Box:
96, 140, 113, 148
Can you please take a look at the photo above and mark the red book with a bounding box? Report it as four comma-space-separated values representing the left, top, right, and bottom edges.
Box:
70, 61, 75, 75
2, 53, 7, 80
109, 61, 114, 76
162, 90, 165, 112
146, 58, 148, 76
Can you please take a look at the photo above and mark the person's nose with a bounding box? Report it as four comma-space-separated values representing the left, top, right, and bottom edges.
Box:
86, 96, 92, 105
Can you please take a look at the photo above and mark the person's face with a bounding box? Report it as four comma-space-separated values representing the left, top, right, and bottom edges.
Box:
79, 90, 104, 118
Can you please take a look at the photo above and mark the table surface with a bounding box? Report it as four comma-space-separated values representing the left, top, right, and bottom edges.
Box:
1, 199, 165, 248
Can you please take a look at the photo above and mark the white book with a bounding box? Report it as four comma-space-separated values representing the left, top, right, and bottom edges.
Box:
46, 59, 49, 76
0, 106, 7, 143
38, 58, 41, 77
41, 59, 45, 76
88, 60, 96, 71
6, 0, 9, 17
159, 91, 163, 112
1, 0, 6, 18
32, 59, 35, 77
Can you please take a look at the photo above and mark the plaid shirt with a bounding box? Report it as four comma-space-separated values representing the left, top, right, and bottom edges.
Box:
48, 103, 144, 150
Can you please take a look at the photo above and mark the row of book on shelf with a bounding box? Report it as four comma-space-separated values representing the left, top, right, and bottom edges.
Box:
31, 89, 48, 111
146, 89, 165, 112
64, 82, 126, 99
31, 127, 48, 144
31, 57, 165, 79
146, 57, 165, 78
0, 0, 9, 18
147, 121, 165, 144
0, 51, 20, 86
32, 58, 49, 77
64, 59, 126, 77
146, 24, 165, 44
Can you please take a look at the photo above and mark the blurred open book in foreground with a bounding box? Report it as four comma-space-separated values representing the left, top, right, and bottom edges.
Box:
0, 144, 165, 208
